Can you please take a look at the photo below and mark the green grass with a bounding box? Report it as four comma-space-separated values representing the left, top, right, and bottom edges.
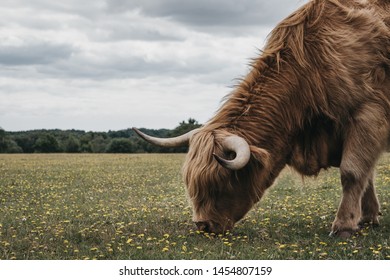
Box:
0, 153, 389, 260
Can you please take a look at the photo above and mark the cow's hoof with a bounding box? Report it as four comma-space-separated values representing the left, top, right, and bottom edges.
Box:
329, 230, 353, 238
359, 221, 380, 228
359, 217, 380, 228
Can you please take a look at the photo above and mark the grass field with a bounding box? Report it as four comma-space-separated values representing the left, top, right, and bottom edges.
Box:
0, 153, 389, 260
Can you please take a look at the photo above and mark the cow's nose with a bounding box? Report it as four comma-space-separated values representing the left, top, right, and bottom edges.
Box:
195, 220, 227, 234
195, 221, 211, 232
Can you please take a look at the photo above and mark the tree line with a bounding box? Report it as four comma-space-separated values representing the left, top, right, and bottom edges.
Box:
0, 119, 201, 154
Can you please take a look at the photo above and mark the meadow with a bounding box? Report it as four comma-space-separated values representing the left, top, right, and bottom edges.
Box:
0, 153, 389, 260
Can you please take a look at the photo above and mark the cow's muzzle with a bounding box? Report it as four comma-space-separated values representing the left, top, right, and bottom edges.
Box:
194, 220, 232, 234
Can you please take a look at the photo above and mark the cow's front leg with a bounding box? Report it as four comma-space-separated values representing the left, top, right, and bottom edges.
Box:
330, 170, 367, 237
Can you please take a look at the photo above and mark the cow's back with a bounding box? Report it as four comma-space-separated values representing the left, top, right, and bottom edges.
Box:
298, 0, 390, 121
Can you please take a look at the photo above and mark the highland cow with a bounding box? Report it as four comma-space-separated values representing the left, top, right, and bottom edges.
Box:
134, 0, 390, 237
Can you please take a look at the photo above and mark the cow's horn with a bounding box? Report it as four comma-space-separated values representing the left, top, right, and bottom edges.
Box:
213, 135, 251, 170
132, 127, 199, 147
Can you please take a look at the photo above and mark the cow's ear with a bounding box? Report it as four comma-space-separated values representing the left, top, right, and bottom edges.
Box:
250, 146, 270, 168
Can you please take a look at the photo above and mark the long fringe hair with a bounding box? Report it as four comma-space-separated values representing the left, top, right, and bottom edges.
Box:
183, 128, 272, 222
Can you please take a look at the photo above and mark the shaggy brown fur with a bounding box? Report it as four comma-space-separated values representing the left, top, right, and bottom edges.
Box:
182, 0, 390, 235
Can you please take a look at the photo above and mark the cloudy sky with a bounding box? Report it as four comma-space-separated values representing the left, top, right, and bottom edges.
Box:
0, 0, 308, 132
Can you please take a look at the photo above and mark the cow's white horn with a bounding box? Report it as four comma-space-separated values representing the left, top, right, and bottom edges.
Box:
132, 127, 199, 147
213, 135, 251, 170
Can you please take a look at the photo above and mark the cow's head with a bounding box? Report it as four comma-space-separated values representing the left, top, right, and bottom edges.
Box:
133, 127, 271, 234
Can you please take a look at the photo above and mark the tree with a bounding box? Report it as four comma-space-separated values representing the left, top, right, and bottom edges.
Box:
5, 139, 23, 153
65, 135, 81, 153
0, 128, 23, 153
0, 128, 6, 153
14, 133, 36, 153
106, 138, 135, 153
34, 133, 60, 153
1, 119, 203, 154
169, 118, 201, 137
90, 135, 109, 153
167, 118, 202, 153
79, 133, 93, 152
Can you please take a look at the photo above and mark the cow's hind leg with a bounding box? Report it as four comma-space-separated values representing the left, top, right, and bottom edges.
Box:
331, 168, 368, 237
331, 103, 388, 238
360, 172, 380, 226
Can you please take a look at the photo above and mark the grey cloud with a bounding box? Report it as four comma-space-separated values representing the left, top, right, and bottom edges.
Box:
0, 42, 75, 66
2, 0, 307, 32
0, 0, 307, 80
95, 19, 186, 42
37, 48, 228, 81
0, 0, 309, 131
108, 28, 184, 42
1, 0, 106, 20
106, 0, 306, 27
